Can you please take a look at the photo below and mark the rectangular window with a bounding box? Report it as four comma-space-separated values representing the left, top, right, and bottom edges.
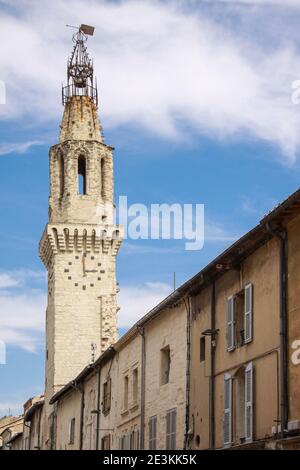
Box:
69, 417, 75, 445
149, 415, 157, 450
130, 431, 135, 450
101, 435, 111, 450
121, 434, 130, 450
132, 368, 138, 405
227, 296, 235, 351
128, 429, 139, 450
166, 408, 176, 450
102, 378, 111, 414
245, 362, 254, 441
200, 336, 205, 362
160, 346, 171, 385
123, 375, 129, 411
135, 429, 140, 450
235, 290, 245, 347
223, 373, 232, 446
227, 284, 253, 351
244, 284, 253, 344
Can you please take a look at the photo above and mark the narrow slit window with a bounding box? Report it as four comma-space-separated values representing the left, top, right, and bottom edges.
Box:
160, 345, 171, 385
132, 368, 138, 405
123, 375, 129, 411
200, 336, 205, 362
69, 417, 75, 445
58, 152, 64, 197
78, 156, 87, 195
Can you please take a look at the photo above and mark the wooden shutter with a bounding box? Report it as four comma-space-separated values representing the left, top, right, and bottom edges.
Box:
166, 410, 171, 449
223, 373, 232, 446
166, 409, 176, 450
153, 417, 156, 450
245, 362, 254, 441
227, 296, 235, 351
130, 431, 134, 450
107, 378, 111, 411
171, 409, 176, 449
244, 284, 253, 343
149, 418, 153, 450
124, 434, 130, 450
149, 416, 157, 450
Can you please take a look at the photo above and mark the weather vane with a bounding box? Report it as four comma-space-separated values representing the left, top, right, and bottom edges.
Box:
62, 24, 98, 106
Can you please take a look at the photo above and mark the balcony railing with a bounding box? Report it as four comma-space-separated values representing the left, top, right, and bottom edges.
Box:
62, 83, 98, 107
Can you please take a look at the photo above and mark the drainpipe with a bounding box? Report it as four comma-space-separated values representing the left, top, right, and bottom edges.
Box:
37, 407, 42, 450
96, 366, 101, 450
79, 383, 85, 450
28, 420, 32, 450
183, 296, 191, 450
266, 222, 288, 437
138, 326, 146, 450
209, 282, 216, 449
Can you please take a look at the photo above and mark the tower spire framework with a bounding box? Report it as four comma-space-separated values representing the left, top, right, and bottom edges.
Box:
62, 24, 98, 106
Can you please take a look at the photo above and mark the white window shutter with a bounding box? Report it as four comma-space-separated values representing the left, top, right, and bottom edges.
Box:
244, 284, 253, 344
223, 373, 232, 446
227, 296, 235, 351
245, 362, 254, 442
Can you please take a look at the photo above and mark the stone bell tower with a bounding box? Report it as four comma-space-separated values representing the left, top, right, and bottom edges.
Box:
39, 25, 122, 409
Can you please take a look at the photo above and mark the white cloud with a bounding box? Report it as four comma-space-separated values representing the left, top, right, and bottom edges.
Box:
0, 1, 300, 160
203, 0, 300, 5
0, 292, 46, 352
0, 274, 19, 289
0, 269, 45, 288
0, 269, 46, 353
0, 141, 43, 156
118, 282, 172, 329
0, 269, 171, 352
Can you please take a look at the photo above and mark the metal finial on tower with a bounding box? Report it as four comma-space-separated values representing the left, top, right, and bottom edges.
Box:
62, 24, 98, 107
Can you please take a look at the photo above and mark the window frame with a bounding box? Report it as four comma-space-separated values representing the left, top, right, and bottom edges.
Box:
160, 345, 171, 386
69, 417, 76, 445
200, 336, 206, 362
102, 377, 111, 414
132, 367, 138, 406
149, 415, 157, 450
166, 408, 176, 450
123, 374, 129, 412
223, 373, 232, 447
78, 155, 87, 195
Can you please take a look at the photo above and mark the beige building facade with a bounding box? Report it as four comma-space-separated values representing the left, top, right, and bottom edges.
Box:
22, 396, 44, 450
188, 189, 300, 450
48, 297, 188, 450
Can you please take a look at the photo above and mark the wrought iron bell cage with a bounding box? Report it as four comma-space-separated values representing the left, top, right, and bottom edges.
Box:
62, 26, 98, 107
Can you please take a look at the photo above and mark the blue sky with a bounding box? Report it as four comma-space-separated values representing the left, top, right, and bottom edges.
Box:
2, 0, 300, 416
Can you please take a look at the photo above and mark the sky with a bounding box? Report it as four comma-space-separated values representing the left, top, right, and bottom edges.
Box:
2, 0, 300, 416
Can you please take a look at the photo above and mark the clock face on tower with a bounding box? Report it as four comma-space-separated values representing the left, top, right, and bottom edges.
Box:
63, 252, 105, 291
